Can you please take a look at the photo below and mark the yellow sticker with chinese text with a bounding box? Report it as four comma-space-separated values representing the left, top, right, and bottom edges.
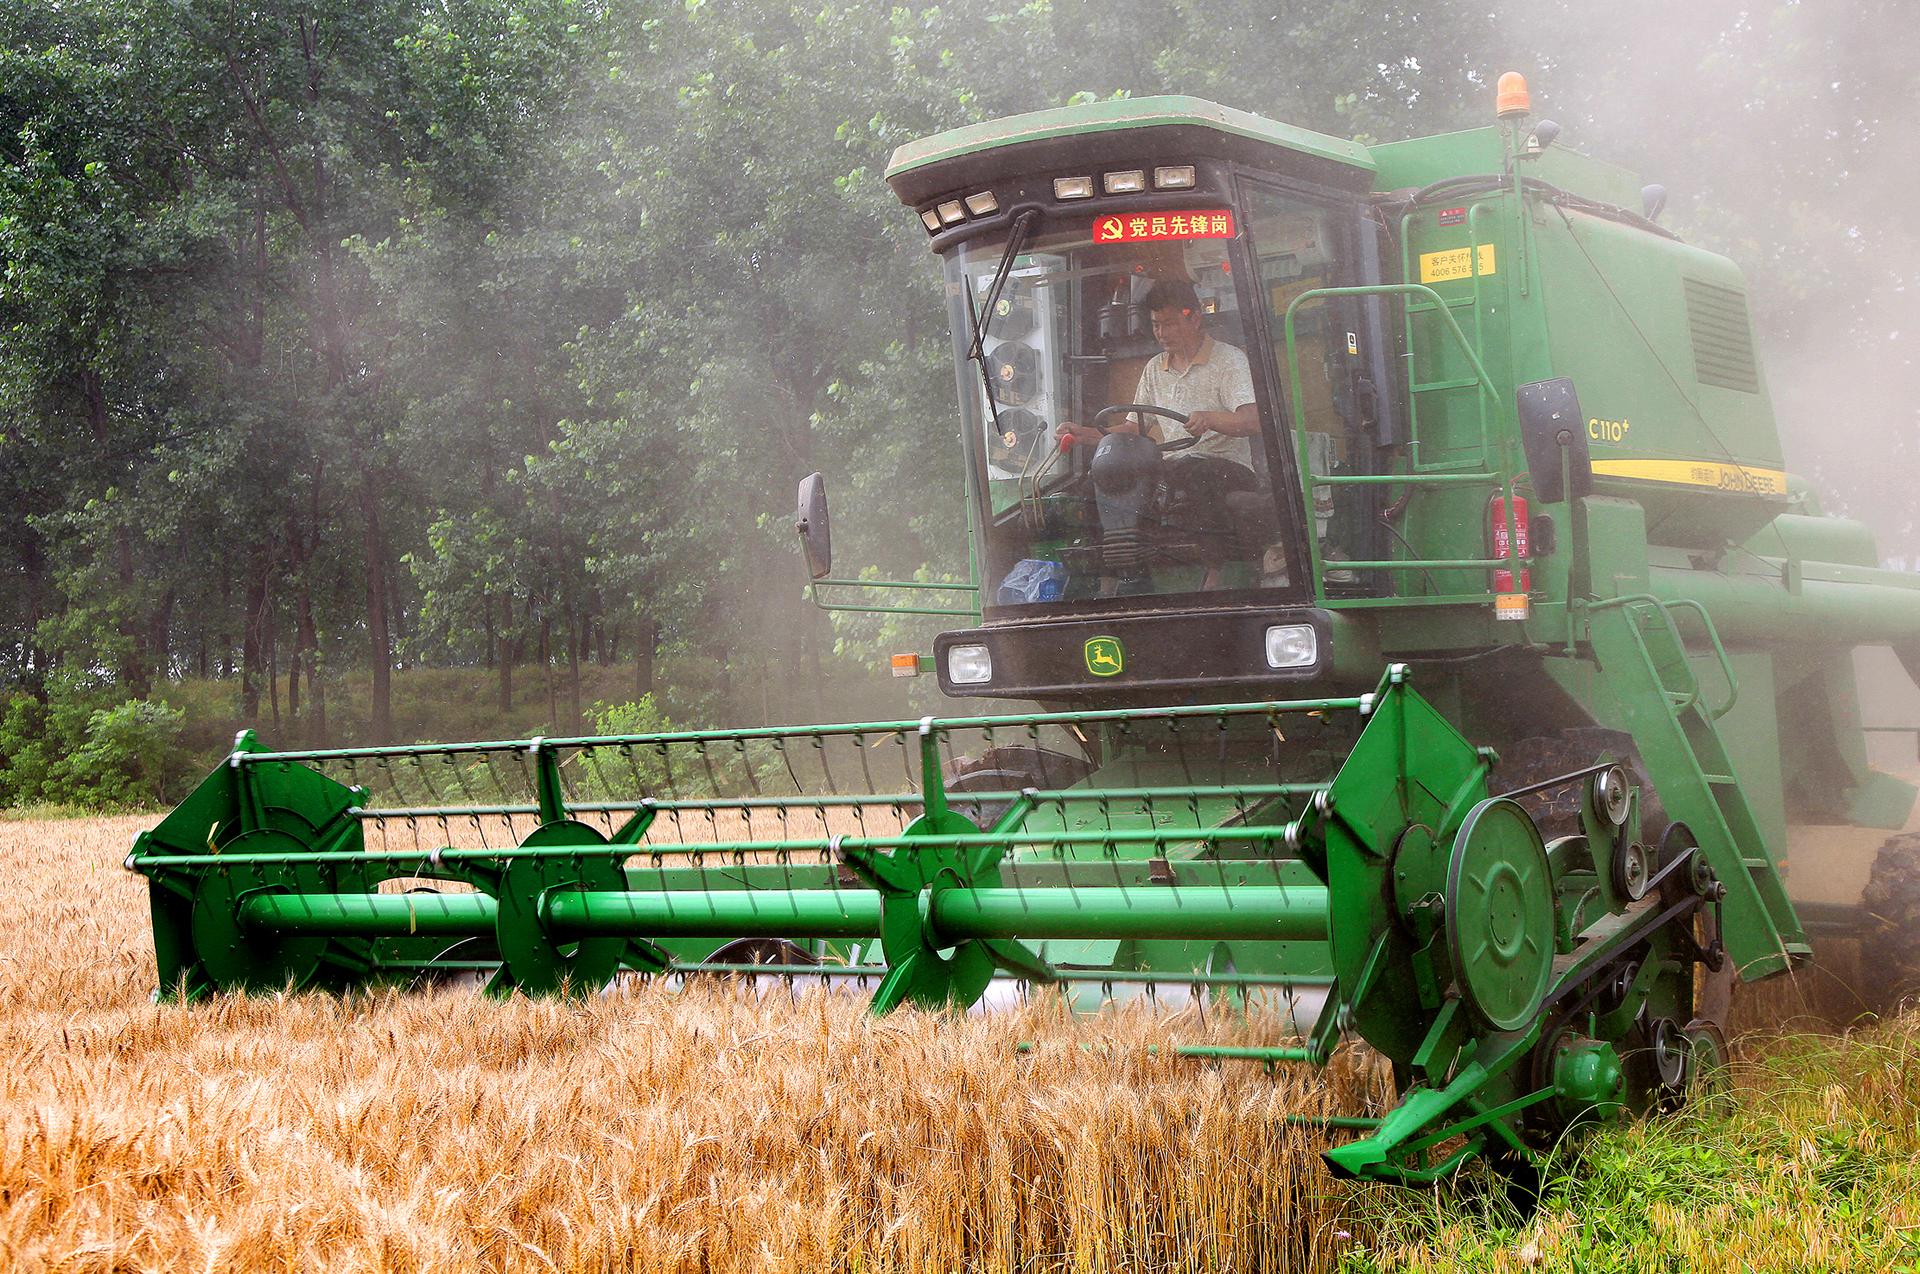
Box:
1418, 244, 1497, 284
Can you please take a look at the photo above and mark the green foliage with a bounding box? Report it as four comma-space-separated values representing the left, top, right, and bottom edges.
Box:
61, 698, 192, 809
0, 0, 1911, 766
585, 693, 791, 797
591, 695, 676, 738
1339, 1018, 1920, 1272
0, 676, 190, 810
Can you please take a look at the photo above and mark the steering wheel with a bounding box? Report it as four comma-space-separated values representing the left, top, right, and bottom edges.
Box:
1089, 402, 1201, 453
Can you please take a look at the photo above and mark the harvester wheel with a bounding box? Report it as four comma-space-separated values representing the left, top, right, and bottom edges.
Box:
188, 829, 332, 992
1860, 831, 1920, 1015
945, 746, 1095, 827
490, 820, 628, 996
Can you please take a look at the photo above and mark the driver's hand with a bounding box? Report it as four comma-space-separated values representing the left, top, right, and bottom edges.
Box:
1184, 410, 1213, 436
1056, 422, 1104, 448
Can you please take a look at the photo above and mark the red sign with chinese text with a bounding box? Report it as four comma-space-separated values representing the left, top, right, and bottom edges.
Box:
1093, 210, 1235, 243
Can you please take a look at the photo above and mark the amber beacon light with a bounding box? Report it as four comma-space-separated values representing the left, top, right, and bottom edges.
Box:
1496, 70, 1531, 119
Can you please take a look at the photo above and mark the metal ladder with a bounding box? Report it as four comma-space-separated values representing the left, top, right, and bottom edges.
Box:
1393, 200, 1500, 474
1399, 288, 1491, 470
1586, 594, 1809, 979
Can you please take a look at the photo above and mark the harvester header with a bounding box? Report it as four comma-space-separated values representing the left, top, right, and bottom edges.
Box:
133, 665, 1734, 1184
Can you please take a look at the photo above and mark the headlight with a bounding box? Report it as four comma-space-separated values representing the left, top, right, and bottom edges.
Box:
1264, 624, 1317, 670
947, 644, 993, 685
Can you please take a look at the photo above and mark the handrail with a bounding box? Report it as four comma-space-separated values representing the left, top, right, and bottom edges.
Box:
1660, 597, 1740, 719
812, 577, 977, 591
1394, 201, 1500, 471
1283, 284, 1501, 473
1313, 472, 1499, 487
1588, 594, 1740, 720
806, 575, 981, 619
1283, 284, 1516, 604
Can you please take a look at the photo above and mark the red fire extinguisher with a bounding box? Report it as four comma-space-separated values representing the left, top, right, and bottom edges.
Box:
1489, 493, 1530, 599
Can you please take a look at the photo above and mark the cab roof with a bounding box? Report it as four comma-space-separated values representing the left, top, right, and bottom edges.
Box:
884, 95, 1375, 185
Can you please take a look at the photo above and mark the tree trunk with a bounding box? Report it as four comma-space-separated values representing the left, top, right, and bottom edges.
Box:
359, 473, 393, 741
483, 593, 496, 670
81, 369, 149, 696
149, 588, 175, 686
20, 533, 46, 681
386, 555, 409, 653
267, 615, 281, 733
566, 604, 582, 731
296, 582, 322, 746
497, 593, 515, 713
241, 563, 269, 720
312, 673, 328, 746
541, 616, 555, 729
287, 639, 302, 733
218, 523, 235, 679
635, 615, 657, 700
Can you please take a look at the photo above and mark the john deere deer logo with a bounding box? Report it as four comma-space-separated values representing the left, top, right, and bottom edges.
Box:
1084, 636, 1124, 677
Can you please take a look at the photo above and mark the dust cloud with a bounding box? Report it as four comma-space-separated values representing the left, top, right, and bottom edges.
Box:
1497, 0, 1920, 560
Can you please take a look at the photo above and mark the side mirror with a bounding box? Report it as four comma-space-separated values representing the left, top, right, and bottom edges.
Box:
796, 472, 832, 580
1516, 377, 1593, 504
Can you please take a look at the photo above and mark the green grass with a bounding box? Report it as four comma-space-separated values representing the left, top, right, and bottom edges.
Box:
1338, 1013, 1920, 1272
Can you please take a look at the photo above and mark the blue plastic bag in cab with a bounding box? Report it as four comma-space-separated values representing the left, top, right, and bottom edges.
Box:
997, 559, 1067, 605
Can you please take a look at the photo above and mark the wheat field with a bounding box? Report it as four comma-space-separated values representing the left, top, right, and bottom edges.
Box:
2, 814, 1391, 1273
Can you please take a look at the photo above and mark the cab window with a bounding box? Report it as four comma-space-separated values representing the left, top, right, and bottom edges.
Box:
1244, 185, 1381, 594
944, 214, 1295, 607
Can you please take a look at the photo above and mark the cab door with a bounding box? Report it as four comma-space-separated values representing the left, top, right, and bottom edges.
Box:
1239, 180, 1394, 598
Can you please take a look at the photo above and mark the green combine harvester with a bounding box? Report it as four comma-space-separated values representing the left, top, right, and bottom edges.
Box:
130, 73, 1920, 1187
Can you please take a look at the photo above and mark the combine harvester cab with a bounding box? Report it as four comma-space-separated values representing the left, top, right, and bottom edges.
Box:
132, 72, 1920, 1187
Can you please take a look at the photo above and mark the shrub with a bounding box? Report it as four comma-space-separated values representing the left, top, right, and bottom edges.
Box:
590, 694, 675, 738
0, 676, 190, 811
55, 698, 192, 809
570, 695, 680, 799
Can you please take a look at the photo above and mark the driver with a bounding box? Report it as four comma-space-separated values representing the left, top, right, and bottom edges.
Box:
1057, 279, 1262, 588
1056, 279, 1260, 468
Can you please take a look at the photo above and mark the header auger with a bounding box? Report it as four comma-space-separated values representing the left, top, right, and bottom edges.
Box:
134, 71, 1920, 1190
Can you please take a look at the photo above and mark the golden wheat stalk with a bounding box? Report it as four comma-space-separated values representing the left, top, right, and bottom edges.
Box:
3, 814, 1391, 1273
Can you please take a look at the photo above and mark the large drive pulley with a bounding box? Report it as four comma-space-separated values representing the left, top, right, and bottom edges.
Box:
1446, 797, 1557, 1031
